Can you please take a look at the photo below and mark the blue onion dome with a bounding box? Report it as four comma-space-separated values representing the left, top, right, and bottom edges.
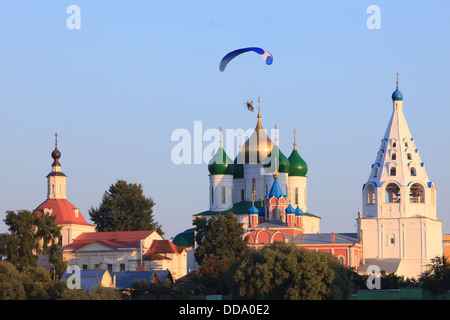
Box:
286, 204, 295, 214
208, 147, 234, 175
392, 85, 403, 101
295, 206, 303, 216
233, 150, 245, 179
258, 206, 265, 217
263, 145, 290, 174
288, 148, 308, 176
248, 204, 259, 215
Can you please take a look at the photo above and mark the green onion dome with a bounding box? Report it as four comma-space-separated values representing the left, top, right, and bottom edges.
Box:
263, 145, 290, 174
288, 148, 308, 176
233, 150, 245, 179
208, 147, 234, 175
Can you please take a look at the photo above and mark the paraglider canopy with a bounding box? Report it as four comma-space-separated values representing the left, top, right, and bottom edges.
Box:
219, 47, 273, 72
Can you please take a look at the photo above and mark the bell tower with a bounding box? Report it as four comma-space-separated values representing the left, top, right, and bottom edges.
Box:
358, 75, 442, 278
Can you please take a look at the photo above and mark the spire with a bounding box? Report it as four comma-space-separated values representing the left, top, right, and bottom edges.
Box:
219, 125, 223, 148
257, 96, 261, 119
293, 129, 297, 150
51, 132, 62, 167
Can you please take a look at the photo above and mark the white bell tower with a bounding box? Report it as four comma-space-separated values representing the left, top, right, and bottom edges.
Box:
358, 75, 442, 279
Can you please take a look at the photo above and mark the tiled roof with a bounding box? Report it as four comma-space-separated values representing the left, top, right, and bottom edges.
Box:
63, 230, 157, 251
34, 198, 93, 226
290, 233, 359, 245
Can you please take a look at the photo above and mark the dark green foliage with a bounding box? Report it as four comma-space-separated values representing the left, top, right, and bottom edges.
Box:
227, 242, 353, 300
0, 210, 65, 274
419, 255, 450, 300
89, 180, 163, 235
193, 213, 248, 267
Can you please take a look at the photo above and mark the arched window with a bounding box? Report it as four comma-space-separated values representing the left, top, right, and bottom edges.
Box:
222, 186, 226, 204
392, 142, 397, 148
407, 153, 412, 160
405, 142, 409, 147
366, 184, 375, 205
385, 183, 401, 203
391, 153, 397, 160
410, 167, 416, 176
390, 167, 396, 176
388, 234, 395, 245
295, 187, 299, 205
410, 183, 425, 203
241, 189, 244, 202
373, 167, 378, 178
338, 256, 345, 265
211, 187, 214, 204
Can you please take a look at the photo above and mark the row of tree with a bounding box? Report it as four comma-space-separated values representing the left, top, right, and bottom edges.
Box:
190, 213, 450, 300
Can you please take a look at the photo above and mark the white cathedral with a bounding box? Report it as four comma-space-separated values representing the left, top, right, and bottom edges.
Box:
175, 76, 444, 279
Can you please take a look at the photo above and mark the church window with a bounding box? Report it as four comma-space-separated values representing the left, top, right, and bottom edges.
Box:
373, 167, 378, 178
410, 183, 425, 203
405, 142, 409, 147
390, 167, 396, 176
410, 167, 416, 176
211, 187, 214, 204
295, 188, 299, 205
52, 184, 55, 194
407, 153, 412, 160
385, 183, 401, 203
391, 153, 396, 160
120, 264, 125, 272
366, 184, 375, 205
266, 185, 268, 196
392, 142, 397, 148
338, 256, 345, 265
222, 186, 226, 204
241, 189, 244, 202
388, 234, 395, 245
378, 154, 382, 162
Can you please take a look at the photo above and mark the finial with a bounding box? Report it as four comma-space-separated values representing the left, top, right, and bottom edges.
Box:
293, 129, 297, 150
252, 183, 256, 204
239, 131, 242, 151
55, 132, 58, 148
257, 96, 261, 118
396, 72, 399, 87
274, 124, 278, 146
219, 126, 223, 148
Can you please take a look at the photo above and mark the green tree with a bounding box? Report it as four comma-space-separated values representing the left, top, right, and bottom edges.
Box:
0, 261, 27, 300
0, 210, 64, 272
419, 255, 450, 300
89, 180, 163, 235
58, 286, 121, 300
193, 212, 248, 266
228, 242, 353, 300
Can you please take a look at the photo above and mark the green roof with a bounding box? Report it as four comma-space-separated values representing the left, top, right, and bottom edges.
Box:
193, 201, 320, 218
172, 228, 195, 247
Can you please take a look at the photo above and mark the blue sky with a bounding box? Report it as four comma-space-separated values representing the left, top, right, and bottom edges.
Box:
1, 1, 450, 239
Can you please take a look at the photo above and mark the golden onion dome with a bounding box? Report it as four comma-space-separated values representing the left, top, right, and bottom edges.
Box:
243, 104, 273, 164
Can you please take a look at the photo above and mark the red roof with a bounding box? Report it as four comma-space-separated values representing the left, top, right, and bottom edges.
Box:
150, 240, 186, 254
63, 230, 157, 252
34, 198, 93, 226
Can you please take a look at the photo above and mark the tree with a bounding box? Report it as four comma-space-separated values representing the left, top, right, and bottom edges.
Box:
228, 242, 353, 300
419, 255, 450, 300
89, 180, 163, 235
193, 213, 248, 267
0, 210, 64, 272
